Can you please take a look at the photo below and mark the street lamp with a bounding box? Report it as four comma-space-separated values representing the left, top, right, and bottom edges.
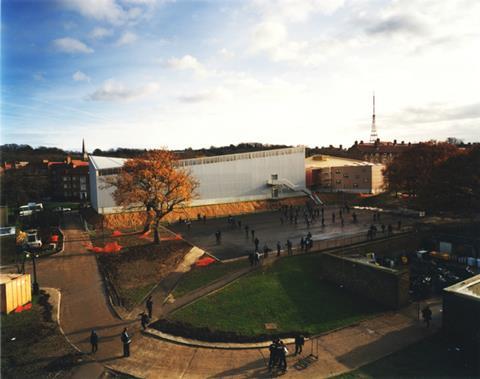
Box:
24, 251, 40, 295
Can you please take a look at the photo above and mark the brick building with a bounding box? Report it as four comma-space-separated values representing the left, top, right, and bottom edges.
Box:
49, 156, 89, 200
306, 155, 385, 194
347, 139, 415, 164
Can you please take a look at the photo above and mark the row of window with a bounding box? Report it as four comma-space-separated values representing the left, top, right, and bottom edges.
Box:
62, 176, 87, 182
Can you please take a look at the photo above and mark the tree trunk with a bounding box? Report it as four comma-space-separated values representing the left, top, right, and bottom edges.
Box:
143, 207, 152, 234
153, 216, 160, 244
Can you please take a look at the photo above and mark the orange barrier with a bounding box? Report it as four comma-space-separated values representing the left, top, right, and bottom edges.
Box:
195, 257, 216, 267
14, 302, 32, 313
112, 230, 123, 236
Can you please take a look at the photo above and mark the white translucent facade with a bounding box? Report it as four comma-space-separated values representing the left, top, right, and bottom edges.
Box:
89, 147, 306, 214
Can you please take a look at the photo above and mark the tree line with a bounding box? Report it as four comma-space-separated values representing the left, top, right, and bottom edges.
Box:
383, 142, 480, 212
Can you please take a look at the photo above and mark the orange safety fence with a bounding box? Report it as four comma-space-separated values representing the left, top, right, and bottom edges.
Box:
195, 257, 216, 267
14, 302, 32, 313
112, 230, 123, 237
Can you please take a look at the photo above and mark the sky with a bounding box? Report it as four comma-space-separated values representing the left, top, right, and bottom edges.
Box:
2, 0, 480, 151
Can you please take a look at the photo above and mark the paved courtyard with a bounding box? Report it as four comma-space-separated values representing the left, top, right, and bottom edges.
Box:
170, 204, 415, 260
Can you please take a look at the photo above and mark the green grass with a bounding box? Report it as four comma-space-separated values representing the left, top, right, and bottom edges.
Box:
169, 254, 386, 336
333, 332, 478, 378
172, 260, 249, 298
1, 292, 80, 378
118, 283, 157, 310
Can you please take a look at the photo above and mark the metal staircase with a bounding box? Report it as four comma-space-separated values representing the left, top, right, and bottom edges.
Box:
267, 178, 323, 205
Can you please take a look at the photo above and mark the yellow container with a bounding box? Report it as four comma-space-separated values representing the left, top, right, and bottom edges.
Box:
0, 274, 32, 314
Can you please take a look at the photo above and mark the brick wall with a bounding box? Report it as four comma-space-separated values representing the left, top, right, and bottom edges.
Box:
319, 253, 410, 309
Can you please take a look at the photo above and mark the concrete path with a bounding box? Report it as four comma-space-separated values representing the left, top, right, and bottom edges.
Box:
25, 214, 440, 379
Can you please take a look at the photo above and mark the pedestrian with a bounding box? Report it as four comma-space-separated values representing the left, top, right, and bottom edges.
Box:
300, 237, 305, 251
263, 244, 269, 258
422, 305, 432, 328
397, 220, 402, 230
245, 225, 249, 237
251, 229, 255, 240
277, 340, 288, 371
332, 212, 336, 223
276, 241, 281, 256
286, 239, 293, 256
197, 213, 201, 221
90, 329, 98, 354
254, 251, 260, 266
186, 219, 191, 230
381, 224, 386, 234
248, 252, 255, 267
268, 339, 278, 372
146, 296, 153, 319
203, 215, 207, 223
388, 224, 393, 235
321, 217, 325, 227
353, 212, 357, 223
140, 312, 149, 330
238, 219, 242, 229
294, 334, 305, 355
121, 327, 132, 357
215, 230, 220, 244
254, 237, 260, 250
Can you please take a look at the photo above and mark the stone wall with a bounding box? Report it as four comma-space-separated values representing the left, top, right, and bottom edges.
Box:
319, 253, 410, 309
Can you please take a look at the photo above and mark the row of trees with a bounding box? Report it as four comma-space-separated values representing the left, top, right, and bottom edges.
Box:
383, 143, 480, 212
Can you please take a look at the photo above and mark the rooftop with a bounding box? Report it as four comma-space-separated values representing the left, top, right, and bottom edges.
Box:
305, 155, 383, 169
444, 274, 480, 300
90, 146, 306, 171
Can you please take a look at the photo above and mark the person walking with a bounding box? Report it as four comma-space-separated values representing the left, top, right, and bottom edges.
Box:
121, 328, 132, 357
248, 252, 255, 267
286, 239, 293, 256
90, 329, 98, 354
140, 312, 149, 330
268, 339, 278, 372
245, 225, 249, 237
294, 334, 305, 355
254, 237, 260, 250
422, 305, 432, 328
276, 241, 281, 256
146, 296, 153, 319
251, 229, 255, 240
277, 340, 288, 371
300, 237, 305, 251
254, 251, 260, 266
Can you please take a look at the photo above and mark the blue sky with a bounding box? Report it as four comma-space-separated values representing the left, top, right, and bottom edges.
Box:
2, 0, 480, 151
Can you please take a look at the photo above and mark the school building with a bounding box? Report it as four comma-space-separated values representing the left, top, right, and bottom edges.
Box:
89, 147, 316, 215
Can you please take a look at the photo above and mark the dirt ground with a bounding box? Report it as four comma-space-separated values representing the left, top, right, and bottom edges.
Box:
94, 232, 192, 310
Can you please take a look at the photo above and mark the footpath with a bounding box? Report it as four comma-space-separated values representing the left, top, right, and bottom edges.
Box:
26, 215, 440, 378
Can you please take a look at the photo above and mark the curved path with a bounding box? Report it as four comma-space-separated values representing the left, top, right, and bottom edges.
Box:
26, 215, 438, 379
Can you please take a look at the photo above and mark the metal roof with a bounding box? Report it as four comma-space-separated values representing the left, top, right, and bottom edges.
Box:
89, 156, 127, 170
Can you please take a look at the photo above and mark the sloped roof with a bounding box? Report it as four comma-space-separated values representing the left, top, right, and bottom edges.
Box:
89, 156, 127, 170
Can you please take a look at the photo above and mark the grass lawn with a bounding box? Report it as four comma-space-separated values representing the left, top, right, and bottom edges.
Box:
334, 332, 478, 378
169, 254, 386, 337
96, 235, 191, 310
1, 292, 80, 379
172, 259, 249, 298
43, 201, 81, 211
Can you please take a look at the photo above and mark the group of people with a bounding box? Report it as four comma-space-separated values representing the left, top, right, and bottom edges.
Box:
279, 203, 358, 229
268, 335, 305, 372
89, 295, 154, 357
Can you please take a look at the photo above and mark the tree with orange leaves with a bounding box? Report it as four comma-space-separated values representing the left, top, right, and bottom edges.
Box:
109, 150, 198, 244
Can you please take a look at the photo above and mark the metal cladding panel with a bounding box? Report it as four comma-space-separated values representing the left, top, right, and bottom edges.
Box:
91, 148, 306, 213
89, 159, 99, 211
186, 150, 305, 201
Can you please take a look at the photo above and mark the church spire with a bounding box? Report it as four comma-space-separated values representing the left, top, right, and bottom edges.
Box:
82, 139, 88, 161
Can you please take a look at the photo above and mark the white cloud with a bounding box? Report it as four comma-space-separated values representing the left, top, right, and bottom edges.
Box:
72, 71, 91, 82
219, 47, 235, 59
116, 31, 138, 45
252, 0, 345, 23
90, 27, 113, 39
163, 55, 207, 76
53, 37, 94, 54
60, 0, 127, 24
178, 87, 231, 103
33, 72, 45, 81
88, 79, 158, 101
251, 21, 287, 52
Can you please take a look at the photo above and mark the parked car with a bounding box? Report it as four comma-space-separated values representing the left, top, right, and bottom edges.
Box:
19, 202, 44, 216
53, 207, 72, 212
26, 230, 42, 249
